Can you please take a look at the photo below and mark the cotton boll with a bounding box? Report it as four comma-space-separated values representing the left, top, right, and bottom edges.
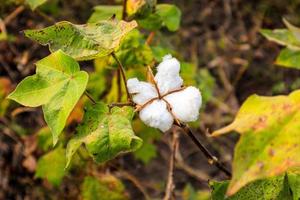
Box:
127, 78, 157, 105
139, 100, 174, 132
165, 86, 202, 122
154, 55, 183, 95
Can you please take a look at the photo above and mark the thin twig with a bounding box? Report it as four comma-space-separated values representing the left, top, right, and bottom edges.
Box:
111, 52, 131, 101
163, 131, 179, 200
177, 123, 232, 177
116, 170, 151, 200
4, 5, 25, 25
122, 0, 128, 20
84, 91, 96, 104
35, 10, 56, 23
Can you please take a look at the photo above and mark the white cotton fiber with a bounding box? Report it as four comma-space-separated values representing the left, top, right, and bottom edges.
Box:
164, 86, 202, 122
127, 78, 158, 105
154, 55, 183, 95
139, 100, 174, 132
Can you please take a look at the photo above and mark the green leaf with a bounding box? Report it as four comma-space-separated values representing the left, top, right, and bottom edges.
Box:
8, 50, 88, 144
287, 172, 300, 200
66, 102, 142, 168
156, 4, 181, 31
35, 146, 66, 186
137, 13, 163, 31
24, 19, 137, 61
81, 175, 128, 200
88, 5, 122, 23
26, 0, 47, 10
210, 174, 292, 200
260, 29, 300, 50
212, 90, 300, 196
275, 48, 300, 69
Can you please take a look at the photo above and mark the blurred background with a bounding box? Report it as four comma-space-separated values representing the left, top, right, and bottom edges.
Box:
1, 0, 300, 199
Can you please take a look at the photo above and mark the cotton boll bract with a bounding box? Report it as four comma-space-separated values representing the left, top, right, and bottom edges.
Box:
154, 55, 183, 95
165, 86, 202, 122
139, 100, 174, 132
127, 78, 157, 105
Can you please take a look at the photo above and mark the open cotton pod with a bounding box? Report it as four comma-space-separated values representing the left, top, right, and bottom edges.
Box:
127, 55, 202, 132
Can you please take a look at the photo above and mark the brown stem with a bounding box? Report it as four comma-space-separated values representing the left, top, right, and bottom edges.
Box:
163, 131, 179, 200
111, 52, 131, 101
146, 31, 156, 45
177, 123, 232, 177
117, 69, 122, 102
122, 0, 128, 20
84, 91, 96, 104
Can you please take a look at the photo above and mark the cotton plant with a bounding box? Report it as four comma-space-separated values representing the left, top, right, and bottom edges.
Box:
127, 55, 202, 132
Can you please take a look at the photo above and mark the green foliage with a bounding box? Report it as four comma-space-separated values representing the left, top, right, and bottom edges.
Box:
137, 4, 181, 31
133, 120, 161, 164
156, 4, 181, 31
37, 127, 53, 151
261, 19, 300, 69
66, 102, 142, 168
115, 29, 153, 68
24, 19, 137, 60
210, 173, 300, 200
8, 50, 88, 144
81, 175, 128, 200
212, 90, 300, 195
35, 146, 66, 186
275, 48, 300, 69
287, 172, 300, 200
182, 184, 211, 200
26, 0, 47, 10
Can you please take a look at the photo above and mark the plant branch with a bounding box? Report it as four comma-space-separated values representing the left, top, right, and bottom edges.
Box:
111, 52, 131, 101
146, 31, 156, 45
177, 123, 232, 177
4, 5, 24, 25
84, 91, 96, 104
163, 130, 179, 200
122, 0, 128, 20
108, 102, 135, 109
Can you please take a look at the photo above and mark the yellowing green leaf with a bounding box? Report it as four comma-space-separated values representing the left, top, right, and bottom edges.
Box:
81, 175, 128, 200
24, 19, 137, 61
260, 29, 300, 50
88, 5, 122, 23
35, 147, 66, 186
26, 0, 47, 10
66, 103, 142, 168
212, 90, 300, 196
8, 50, 88, 144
